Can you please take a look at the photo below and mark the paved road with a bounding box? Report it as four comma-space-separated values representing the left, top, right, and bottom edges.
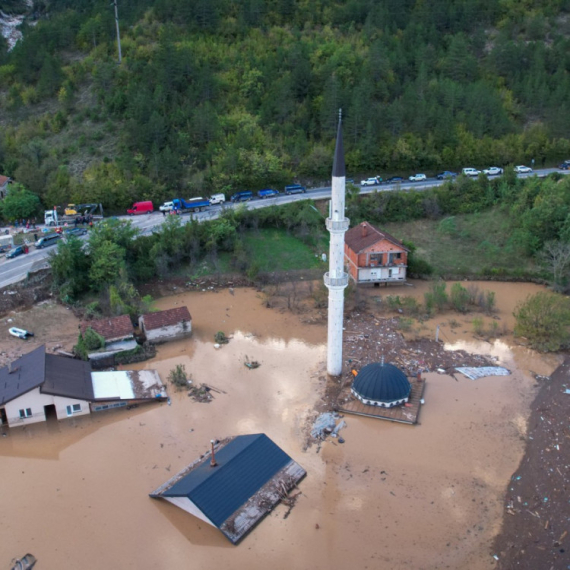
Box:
0, 168, 563, 289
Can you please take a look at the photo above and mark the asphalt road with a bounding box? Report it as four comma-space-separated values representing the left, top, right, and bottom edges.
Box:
0, 168, 563, 289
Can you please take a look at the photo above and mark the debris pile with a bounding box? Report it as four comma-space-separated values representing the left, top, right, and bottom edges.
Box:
492, 357, 570, 569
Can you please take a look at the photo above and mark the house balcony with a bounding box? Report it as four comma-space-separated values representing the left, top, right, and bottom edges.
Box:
326, 217, 350, 232
324, 272, 349, 288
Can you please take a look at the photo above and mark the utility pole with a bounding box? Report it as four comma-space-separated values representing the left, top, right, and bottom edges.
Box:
112, 0, 122, 64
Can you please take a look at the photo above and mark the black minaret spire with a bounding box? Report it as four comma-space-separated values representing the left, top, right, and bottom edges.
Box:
332, 109, 345, 178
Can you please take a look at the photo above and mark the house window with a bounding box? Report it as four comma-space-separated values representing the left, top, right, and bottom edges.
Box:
389, 252, 402, 264
19, 408, 32, 419
369, 253, 383, 266
66, 404, 82, 416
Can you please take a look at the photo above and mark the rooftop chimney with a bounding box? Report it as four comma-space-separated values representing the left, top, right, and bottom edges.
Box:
361, 223, 368, 238
210, 439, 218, 467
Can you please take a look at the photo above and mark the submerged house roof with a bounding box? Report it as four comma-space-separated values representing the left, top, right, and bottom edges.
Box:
345, 222, 409, 254
141, 307, 191, 331
80, 315, 134, 343
0, 345, 94, 405
91, 369, 166, 401
150, 434, 306, 544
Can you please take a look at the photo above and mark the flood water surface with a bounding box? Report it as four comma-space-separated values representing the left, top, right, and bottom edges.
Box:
0, 284, 558, 569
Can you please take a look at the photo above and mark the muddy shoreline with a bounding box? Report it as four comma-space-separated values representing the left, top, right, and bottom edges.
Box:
492, 357, 570, 569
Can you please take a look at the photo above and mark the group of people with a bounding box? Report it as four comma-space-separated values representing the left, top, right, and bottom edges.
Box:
14, 218, 36, 229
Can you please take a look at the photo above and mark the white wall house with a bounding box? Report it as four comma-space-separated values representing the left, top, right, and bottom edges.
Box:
139, 306, 192, 344
0, 346, 167, 428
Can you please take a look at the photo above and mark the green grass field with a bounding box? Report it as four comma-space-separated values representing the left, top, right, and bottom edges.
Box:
382, 208, 537, 276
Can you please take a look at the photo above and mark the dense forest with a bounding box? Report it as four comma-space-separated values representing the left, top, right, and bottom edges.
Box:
1, 0, 570, 213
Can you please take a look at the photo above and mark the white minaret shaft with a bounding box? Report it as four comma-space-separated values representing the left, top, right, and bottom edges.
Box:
325, 112, 349, 376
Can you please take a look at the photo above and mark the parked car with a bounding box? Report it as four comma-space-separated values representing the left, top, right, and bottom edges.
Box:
35, 234, 61, 249
360, 177, 381, 186
209, 193, 226, 205
559, 160, 570, 170
159, 201, 175, 212
436, 171, 457, 180
64, 227, 87, 237
284, 184, 306, 195
385, 176, 404, 184
514, 165, 533, 173
409, 173, 427, 182
6, 245, 28, 259
483, 166, 503, 176
258, 188, 280, 199
462, 168, 481, 177
9, 327, 34, 340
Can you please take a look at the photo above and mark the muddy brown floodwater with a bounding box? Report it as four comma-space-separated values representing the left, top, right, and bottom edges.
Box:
0, 282, 560, 569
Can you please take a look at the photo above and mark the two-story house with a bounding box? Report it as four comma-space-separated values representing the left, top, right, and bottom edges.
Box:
344, 221, 409, 285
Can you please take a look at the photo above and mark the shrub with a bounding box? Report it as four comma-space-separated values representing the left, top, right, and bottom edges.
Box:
472, 317, 484, 335
214, 331, 229, 344
514, 291, 570, 351
168, 364, 189, 390
425, 281, 448, 312
450, 283, 470, 313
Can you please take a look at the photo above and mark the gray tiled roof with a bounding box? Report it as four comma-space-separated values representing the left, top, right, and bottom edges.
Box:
0, 346, 94, 405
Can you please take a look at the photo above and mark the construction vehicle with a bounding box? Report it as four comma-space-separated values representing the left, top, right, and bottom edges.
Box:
44, 204, 104, 226
172, 197, 210, 213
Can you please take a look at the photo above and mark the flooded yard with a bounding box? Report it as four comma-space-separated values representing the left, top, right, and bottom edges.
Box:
0, 282, 560, 569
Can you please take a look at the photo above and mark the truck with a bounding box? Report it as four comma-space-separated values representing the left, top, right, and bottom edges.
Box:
45, 203, 104, 226
0, 234, 14, 254
230, 191, 253, 202
258, 188, 279, 199
172, 197, 210, 213
284, 184, 306, 195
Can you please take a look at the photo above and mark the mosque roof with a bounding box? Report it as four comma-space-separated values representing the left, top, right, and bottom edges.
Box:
352, 362, 411, 403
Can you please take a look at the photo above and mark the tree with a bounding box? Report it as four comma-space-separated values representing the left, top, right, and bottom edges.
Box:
514, 291, 570, 352
88, 241, 127, 291
1, 183, 40, 221
49, 237, 91, 301
542, 241, 570, 292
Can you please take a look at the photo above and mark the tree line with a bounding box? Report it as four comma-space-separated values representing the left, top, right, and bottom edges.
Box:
1, 0, 570, 214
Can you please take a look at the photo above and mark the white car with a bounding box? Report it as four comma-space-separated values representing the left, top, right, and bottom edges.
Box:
360, 177, 381, 186
159, 201, 174, 212
462, 168, 481, 177
409, 173, 427, 182
483, 166, 503, 176
209, 193, 226, 205
514, 165, 533, 173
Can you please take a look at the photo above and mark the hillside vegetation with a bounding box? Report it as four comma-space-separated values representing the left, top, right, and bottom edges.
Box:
1, 0, 570, 212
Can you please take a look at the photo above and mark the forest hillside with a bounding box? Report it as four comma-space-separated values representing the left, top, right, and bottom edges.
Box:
1, 0, 570, 211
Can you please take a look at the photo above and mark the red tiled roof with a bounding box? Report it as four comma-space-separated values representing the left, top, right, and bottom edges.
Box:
80, 314, 134, 342
345, 222, 408, 254
0, 175, 10, 186
141, 306, 192, 331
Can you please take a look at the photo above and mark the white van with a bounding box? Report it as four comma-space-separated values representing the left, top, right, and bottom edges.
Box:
462, 167, 481, 177
209, 193, 226, 205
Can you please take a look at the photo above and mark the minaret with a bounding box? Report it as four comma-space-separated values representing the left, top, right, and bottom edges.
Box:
324, 111, 349, 376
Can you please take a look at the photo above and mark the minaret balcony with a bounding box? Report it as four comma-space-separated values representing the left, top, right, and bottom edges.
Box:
324, 272, 349, 288
326, 217, 350, 232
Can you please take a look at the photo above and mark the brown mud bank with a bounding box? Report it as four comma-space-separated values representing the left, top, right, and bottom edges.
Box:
0, 282, 560, 570
492, 357, 570, 570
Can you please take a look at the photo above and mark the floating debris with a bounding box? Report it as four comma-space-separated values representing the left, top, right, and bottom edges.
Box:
244, 355, 260, 369
455, 366, 510, 380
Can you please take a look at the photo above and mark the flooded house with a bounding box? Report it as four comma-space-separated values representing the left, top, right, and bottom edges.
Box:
0, 346, 167, 427
344, 222, 409, 285
80, 314, 137, 363
139, 306, 192, 344
150, 434, 306, 544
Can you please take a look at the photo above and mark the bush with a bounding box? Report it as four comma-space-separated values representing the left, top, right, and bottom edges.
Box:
514, 291, 570, 351
450, 283, 470, 313
168, 364, 189, 389
424, 281, 448, 313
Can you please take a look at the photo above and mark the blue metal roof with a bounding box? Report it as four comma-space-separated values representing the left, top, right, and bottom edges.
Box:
162, 434, 292, 528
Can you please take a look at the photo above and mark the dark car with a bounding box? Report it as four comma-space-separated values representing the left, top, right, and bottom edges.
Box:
230, 191, 253, 202
64, 227, 88, 237
6, 245, 28, 259
436, 171, 457, 180
385, 176, 404, 184
559, 161, 570, 170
